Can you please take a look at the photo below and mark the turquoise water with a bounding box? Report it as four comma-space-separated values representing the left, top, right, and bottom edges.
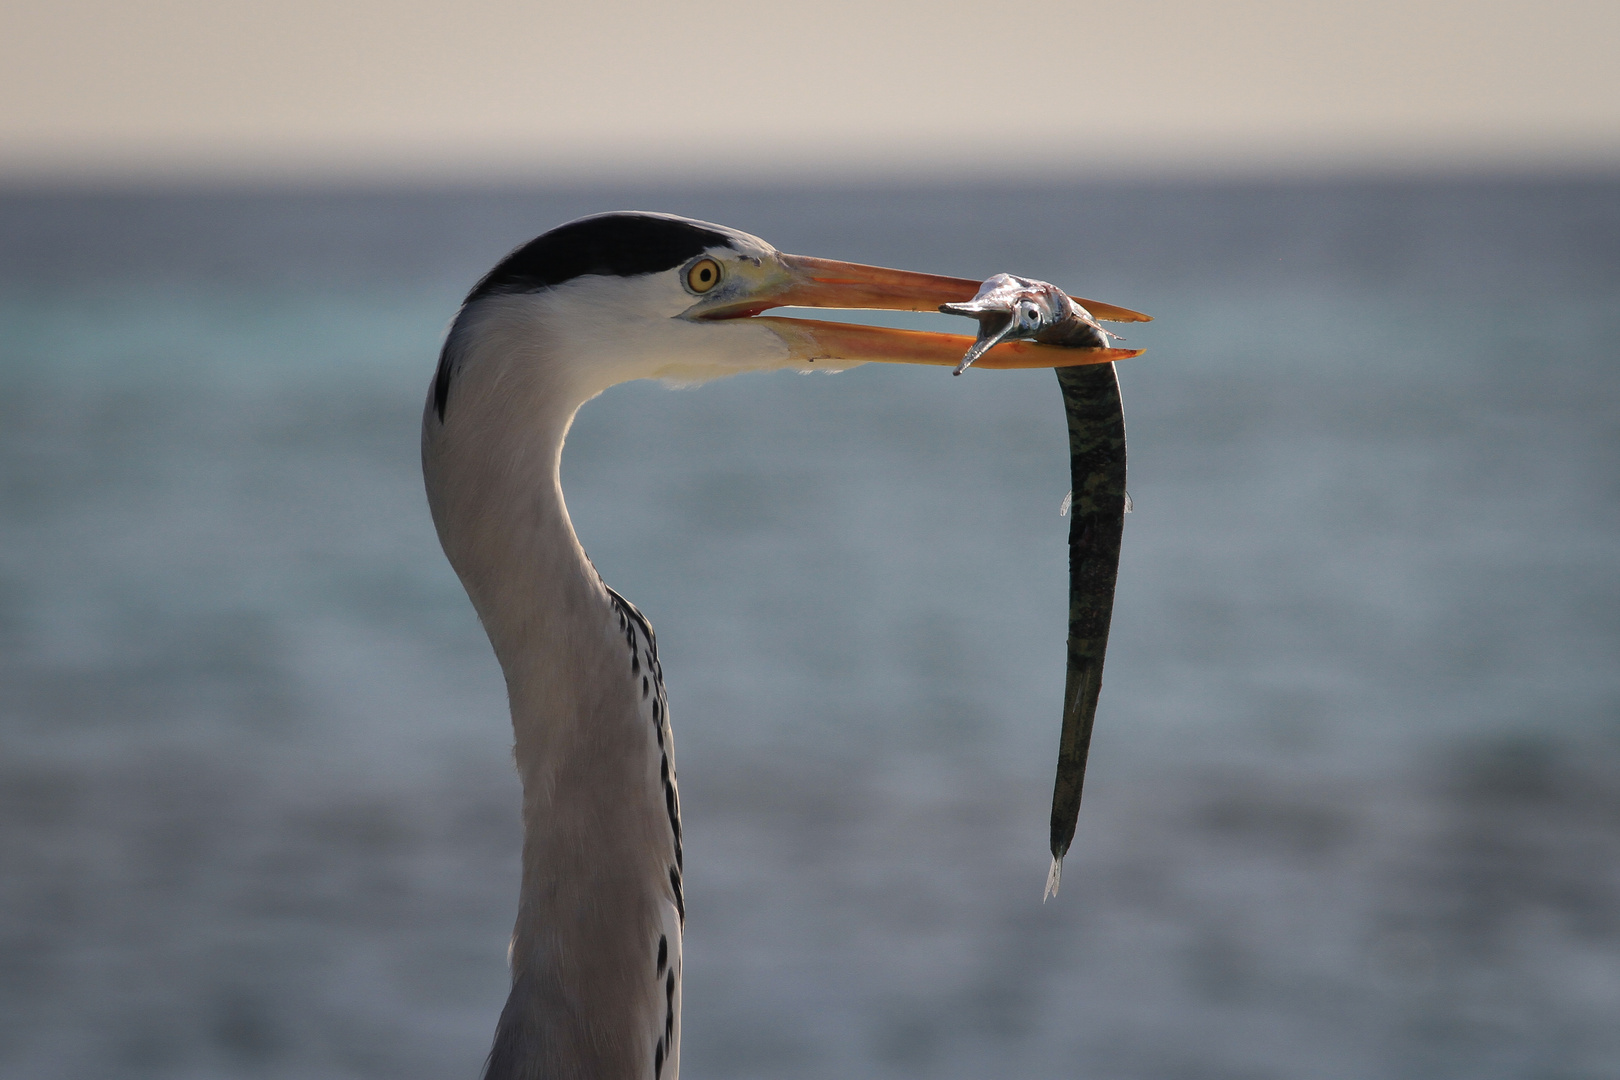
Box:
1, 182, 1617, 1078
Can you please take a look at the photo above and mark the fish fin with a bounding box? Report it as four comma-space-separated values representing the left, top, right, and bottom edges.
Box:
1043, 855, 1063, 902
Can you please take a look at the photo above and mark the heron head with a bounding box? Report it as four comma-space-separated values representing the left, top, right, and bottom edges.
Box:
429, 211, 1149, 423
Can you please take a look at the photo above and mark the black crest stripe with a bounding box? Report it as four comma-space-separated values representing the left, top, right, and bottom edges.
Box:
466, 213, 734, 304
432, 338, 455, 421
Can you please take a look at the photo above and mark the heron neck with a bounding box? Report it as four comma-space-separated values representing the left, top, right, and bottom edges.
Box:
427, 393, 610, 689
424, 330, 678, 1077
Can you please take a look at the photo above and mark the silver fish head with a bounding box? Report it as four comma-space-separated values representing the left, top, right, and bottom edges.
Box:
941, 273, 1115, 374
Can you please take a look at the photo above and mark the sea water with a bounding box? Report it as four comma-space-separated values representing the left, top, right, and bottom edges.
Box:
1, 181, 1616, 1079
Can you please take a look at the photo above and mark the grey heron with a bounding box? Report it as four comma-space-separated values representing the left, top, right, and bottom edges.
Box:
421, 212, 1145, 1080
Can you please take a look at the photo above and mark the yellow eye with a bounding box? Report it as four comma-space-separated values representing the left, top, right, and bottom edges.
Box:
686, 258, 722, 293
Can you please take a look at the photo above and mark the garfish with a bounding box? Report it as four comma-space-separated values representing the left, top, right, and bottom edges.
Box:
943, 275, 1149, 899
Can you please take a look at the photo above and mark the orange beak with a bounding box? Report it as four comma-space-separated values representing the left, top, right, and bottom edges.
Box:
707, 254, 1150, 370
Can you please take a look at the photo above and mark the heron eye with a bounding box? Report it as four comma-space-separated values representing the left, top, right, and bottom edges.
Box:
686, 258, 722, 293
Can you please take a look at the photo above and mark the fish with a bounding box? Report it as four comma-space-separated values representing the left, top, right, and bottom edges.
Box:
943, 274, 1139, 899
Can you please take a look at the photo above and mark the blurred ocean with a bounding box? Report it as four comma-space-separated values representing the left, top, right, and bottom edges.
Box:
1, 180, 1616, 1080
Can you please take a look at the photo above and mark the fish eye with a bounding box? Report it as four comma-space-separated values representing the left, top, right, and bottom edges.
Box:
685, 258, 722, 294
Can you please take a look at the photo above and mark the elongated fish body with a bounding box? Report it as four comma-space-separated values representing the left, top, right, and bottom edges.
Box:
1046, 361, 1125, 897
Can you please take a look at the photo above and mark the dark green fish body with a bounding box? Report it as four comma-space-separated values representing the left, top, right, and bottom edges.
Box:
1047, 363, 1126, 898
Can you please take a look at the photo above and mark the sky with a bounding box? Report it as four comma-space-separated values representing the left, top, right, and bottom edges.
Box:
2, 0, 1617, 181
